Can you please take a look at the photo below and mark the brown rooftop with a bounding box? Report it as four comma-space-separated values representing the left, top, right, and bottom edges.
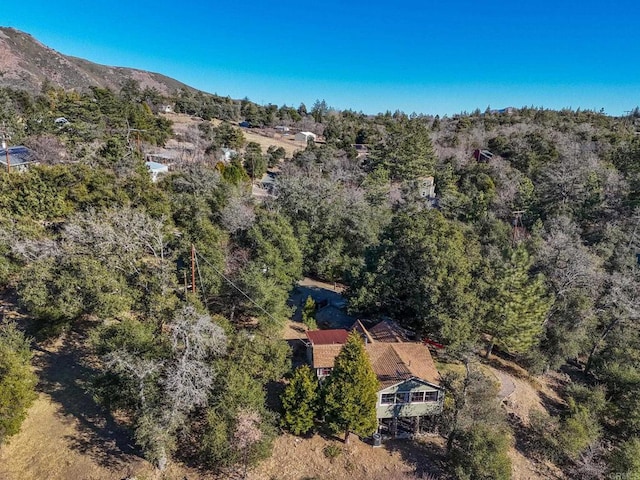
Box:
367, 320, 412, 343
311, 344, 344, 369
307, 321, 441, 388
309, 339, 441, 387
306, 329, 349, 345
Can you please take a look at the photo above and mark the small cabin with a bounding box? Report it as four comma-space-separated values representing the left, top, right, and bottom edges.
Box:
305, 321, 444, 437
295, 131, 317, 144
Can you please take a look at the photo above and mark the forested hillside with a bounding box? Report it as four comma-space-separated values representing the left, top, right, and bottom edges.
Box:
0, 75, 639, 479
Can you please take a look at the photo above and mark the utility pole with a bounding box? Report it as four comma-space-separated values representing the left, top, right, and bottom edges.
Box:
1, 136, 10, 173
126, 127, 147, 157
191, 244, 196, 294
4, 145, 9, 173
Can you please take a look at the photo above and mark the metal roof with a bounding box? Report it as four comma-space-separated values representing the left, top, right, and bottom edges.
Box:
145, 161, 169, 171
306, 329, 349, 345
0, 146, 35, 166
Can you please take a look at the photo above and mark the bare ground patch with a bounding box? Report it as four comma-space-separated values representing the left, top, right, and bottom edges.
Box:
250, 433, 446, 480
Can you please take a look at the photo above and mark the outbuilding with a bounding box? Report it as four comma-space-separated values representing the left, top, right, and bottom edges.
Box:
145, 161, 169, 182
295, 131, 317, 144
0, 145, 36, 172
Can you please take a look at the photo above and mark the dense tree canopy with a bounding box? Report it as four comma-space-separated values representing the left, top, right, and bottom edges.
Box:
349, 208, 481, 349
1, 83, 640, 477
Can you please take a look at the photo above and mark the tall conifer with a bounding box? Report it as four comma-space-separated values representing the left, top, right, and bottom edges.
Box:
322, 331, 379, 442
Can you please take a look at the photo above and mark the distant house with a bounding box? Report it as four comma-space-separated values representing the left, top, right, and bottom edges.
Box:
473, 149, 494, 162
417, 176, 436, 199
145, 161, 169, 182
0, 146, 36, 172
489, 107, 515, 115
305, 320, 444, 436
295, 131, 317, 144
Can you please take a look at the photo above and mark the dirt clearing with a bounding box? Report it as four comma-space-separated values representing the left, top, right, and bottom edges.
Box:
250, 433, 446, 480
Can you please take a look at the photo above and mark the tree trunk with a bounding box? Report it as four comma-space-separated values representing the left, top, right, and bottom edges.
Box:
585, 318, 620, 374
484, 338, 494, 359
446, 429, 456, 453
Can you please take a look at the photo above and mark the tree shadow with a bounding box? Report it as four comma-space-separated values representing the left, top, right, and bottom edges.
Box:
288, 282, 353, 329
32, 321, 141, 469
380, 437, 448, 479
506, 413, 565, 478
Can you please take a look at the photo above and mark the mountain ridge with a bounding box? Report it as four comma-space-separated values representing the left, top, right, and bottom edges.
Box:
0, 27, 197, 95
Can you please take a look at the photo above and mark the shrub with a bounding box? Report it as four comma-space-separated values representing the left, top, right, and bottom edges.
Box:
557, 406, 602, 460
323, 443, 342, 462
0, 323, 38, 443
450, 425, 512, 480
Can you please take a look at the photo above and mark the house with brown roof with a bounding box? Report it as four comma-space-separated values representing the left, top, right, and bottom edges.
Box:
305, 321, 444, 435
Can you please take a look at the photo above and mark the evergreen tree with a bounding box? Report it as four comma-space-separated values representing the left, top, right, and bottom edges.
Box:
484, 246, 552, 357
243, 141, 266, 180
301, 296, 317, 329
322, 331, 378, 443
0, 323, 38, 443
349, 208, 480, 350
280, 365, 318, 435
368, 117, 436, 181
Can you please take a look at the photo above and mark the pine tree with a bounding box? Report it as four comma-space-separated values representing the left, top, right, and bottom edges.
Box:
484, 246, 552, 357
369, 117, 436, 182
322, 331, 379, 443
301, 295, 317, 329
349, 208, 481, 351
280, 365, 318, 435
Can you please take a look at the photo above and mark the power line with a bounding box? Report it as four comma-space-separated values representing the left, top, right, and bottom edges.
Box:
194, 248, 281, 326
194, 248, 205, 297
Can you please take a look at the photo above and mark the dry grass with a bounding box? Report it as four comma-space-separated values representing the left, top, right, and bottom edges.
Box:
0, 283, 568, 480
164, 113, 303, 158
250, 433, 446, 480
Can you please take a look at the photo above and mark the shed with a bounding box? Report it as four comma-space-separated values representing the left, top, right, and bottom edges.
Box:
145, 161, 169, 182
295, 131, 317, 144
0, 146, 36, 172
417, 176, 435, 199
473, 149, 494, 162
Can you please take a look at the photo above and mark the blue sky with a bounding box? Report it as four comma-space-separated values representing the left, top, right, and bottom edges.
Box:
4, 0, 639, 116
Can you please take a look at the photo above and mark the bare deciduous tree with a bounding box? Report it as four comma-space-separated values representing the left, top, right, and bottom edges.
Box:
104, 350, 162, 406
539, 216, 604, 298
220, 193, 256, 233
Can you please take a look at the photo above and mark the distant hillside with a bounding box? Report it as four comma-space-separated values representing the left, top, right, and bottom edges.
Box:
0, 27, 194, 95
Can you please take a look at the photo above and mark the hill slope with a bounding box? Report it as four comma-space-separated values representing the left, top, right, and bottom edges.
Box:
0, 27, 194, 95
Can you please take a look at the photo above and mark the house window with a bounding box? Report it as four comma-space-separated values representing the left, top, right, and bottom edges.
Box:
395, 392, 410, 404
381, 393, 395, 405
424, 391, 439, 402
318, 368, 332, 377
410, 391, 425, 403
